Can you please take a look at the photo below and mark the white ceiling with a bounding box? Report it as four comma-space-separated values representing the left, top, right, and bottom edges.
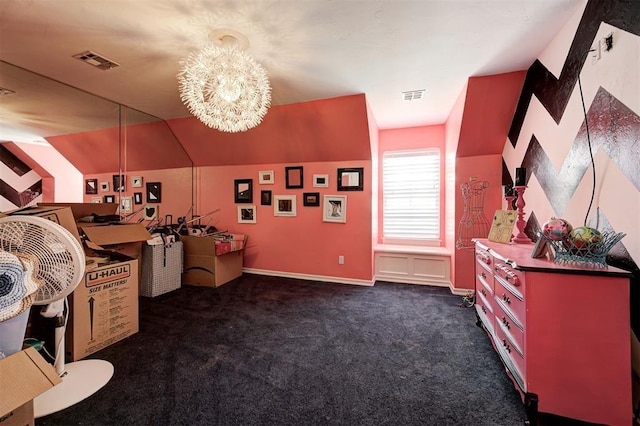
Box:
0, 0, 583, 140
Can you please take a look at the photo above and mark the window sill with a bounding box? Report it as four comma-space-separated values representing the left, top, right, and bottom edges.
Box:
374, 244, 451, 256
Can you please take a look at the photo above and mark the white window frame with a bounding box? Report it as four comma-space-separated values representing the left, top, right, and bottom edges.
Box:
382, 148, 441, 246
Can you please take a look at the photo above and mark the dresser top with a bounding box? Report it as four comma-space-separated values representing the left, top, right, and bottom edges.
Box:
473, 238, 632, 277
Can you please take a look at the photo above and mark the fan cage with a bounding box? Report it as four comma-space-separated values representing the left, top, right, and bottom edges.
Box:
0, 216, 85, 304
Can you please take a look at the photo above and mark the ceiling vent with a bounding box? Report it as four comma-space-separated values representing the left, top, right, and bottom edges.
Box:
73, 50, 119, 70
0, 87, 16, 96
402, 89, 425, 101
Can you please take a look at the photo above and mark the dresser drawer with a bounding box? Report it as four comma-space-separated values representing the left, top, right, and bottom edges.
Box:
476, 266, 493, 297
495, 278, 525, 328
475, 246, 493, 274
494, 300, 524, 354
493, 260, 525, 293
494, 320, 526, 389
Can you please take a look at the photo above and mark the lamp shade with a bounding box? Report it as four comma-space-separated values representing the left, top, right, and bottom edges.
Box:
177, 41, 271, 133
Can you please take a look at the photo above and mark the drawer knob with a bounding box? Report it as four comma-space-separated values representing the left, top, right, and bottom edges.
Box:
502, 339, 512, 353
481, 305, 487, 314
502, 293, 511, 304
502, 317, 510, 329
481, 289, 487, 297
481, 272, 486, 279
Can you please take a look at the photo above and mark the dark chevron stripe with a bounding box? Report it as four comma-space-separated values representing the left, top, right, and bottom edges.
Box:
0, 144, 31, 176
508, 0, 640, 147
522, 88, 640, 215
0, 179, 41, 207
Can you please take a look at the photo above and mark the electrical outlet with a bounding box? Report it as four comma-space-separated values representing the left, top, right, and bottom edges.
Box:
338, 255, 344, 265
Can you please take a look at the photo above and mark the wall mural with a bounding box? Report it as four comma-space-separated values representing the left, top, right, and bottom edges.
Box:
503, 0, 639, 328
0, 144, 42, 208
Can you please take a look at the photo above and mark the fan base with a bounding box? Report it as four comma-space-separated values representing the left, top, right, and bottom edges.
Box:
34, 359, 114, 418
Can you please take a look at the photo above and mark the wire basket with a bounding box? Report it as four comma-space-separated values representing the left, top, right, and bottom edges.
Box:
543, 230, 626, 268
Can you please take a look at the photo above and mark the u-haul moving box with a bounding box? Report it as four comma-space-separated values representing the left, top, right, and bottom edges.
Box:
67, 251, 139, 361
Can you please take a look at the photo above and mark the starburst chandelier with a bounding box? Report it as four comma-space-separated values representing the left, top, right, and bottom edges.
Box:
177, 29, 271, 133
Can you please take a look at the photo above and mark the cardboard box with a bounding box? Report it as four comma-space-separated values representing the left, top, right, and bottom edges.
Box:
0, 347, 61, 426
2, 206, 82, 245
67, 251, 139, 361
181, 235, 244, 287
37, 202, 118, 222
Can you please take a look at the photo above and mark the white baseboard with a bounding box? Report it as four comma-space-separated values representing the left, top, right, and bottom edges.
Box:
242, 268, 374, 286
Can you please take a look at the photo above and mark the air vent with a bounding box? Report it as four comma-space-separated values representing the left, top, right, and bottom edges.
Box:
0, 87, 16, 96
73, 50, 119, 70
402, 89, 425, 101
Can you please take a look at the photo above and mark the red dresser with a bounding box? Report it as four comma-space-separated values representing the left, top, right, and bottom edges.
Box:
473, 238, 632, 425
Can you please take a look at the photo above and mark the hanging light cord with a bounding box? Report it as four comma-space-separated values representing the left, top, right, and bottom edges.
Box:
577, 76, 597, 227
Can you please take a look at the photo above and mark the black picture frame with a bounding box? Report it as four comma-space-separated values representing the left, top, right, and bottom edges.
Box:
134, 192, 143, 205
234, 179, 253, 203
303, 192, 320, 207
112, 174, 126, 192
85, 178, 98, 194
104, 195, 115, 203
146, 182, 162, 203
285, 166, 304, 189
337, 167, 364, 191
261, 190, 272, 206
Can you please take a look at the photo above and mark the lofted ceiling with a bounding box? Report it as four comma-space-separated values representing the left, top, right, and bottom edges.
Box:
0, 0, 583, 142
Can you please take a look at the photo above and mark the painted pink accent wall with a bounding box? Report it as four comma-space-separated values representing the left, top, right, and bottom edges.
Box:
167, 94, 372, 166
377, 125, 446, 244
197, 161, 373, 282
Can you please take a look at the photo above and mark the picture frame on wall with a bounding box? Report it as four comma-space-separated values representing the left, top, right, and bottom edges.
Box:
312, 174, 329, 188
104, 195, 115, 204
113, 174, 126, 192
303, 192, 320, 207
91, 197, 102, 203
323, 195, 347, 223
143, 205, 158, 221
258, 170, 274, 184
234, 179, 253, 203
134, 192, 143, 205
337, 167, 364, 191
131, 176, 143, 188
146, 182, 162, 203
120, 196, 133, 214
285, 166, 304, 189
85, 178, 98, 194
237, 205, 257, 224
100, 181, 110, 192
261, 190, 272, 206
274, 195, 297, 217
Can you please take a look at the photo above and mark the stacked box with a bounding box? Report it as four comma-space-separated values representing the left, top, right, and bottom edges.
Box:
140, 241, 183, 297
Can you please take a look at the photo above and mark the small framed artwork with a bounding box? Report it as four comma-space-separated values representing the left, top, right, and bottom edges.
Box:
531, 232, 553, 259
131, 176, 143, 188
313, 174, 329, 188
113, 174, 126, 192
258, 170, 274, 185
303, 192, 320, 207
143, 205, 158, 221
234, 179, 253, 203
146, 182, 162, 203
104, 195, 115, 204
91, 197, 102, 203
337, 167, 364, 191
134, 192, 143, 205
323, 195, 347, 223
100, 181, 110, 192
120, 196, 133, 214
85, 179, 98, 194
238, 205, 257, 224
285, 166, 304, 189
274, 195, 297, 217
261, 190, 272, 206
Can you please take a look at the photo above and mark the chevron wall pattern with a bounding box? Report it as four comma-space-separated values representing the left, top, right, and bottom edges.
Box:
0, 144, 42, 210
502, 0, 639, 327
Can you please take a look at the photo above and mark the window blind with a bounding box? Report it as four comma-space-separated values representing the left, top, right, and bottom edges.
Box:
382, 149, 440, 241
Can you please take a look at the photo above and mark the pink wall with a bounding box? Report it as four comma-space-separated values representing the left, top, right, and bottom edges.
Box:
83, 167, 193, 224
196, 161, 373, 282
377, 125, 446, 244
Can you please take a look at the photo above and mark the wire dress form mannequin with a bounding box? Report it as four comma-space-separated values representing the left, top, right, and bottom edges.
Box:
456, 179, 490, 250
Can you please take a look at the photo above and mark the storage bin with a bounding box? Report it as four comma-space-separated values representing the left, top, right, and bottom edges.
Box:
140, 241, 183, 297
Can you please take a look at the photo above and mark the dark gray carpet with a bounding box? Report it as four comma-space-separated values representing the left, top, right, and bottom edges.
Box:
37, 275, 533, 425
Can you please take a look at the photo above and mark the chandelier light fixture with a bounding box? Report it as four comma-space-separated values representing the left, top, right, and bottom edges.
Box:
177, 29, 271, 133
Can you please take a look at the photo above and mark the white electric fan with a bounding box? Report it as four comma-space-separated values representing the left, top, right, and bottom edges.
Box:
0, 216, 114, 417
